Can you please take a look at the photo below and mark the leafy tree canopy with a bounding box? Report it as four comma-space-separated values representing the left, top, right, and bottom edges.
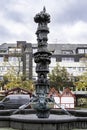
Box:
75, 72, 87, 90
75, 56, 87, 90
48, 63, 71, 91
1, 66, 34, 92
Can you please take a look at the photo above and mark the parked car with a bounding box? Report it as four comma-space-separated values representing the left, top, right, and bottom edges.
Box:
0, 94, 30, 109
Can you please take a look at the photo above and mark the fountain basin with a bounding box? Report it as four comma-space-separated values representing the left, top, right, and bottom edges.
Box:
0, 109, 87, 130
10, 114, 76, 130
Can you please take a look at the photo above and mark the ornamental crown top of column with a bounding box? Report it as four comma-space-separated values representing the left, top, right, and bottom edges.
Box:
34, 7, 50, 23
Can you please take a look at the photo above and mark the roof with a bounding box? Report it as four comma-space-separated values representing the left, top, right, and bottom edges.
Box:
1, 43, 87, 55
61, 87, 75, 97
0, 43, 16, 49
6, 94, 30, 99
48, 87, 60, 97
48, 44, 87, 55
3, 87, 32, 96
32, 43, 87, 55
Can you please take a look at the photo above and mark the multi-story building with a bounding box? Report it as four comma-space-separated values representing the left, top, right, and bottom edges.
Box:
0, 42, 87, 82
32, 44, 87, 80
0, 41, 32, 81
0, 42, 21, 80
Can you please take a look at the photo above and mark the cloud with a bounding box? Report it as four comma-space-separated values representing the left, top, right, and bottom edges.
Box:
49, 21, 87, 43
55, 0, 87, 23
0, 0, 87, 44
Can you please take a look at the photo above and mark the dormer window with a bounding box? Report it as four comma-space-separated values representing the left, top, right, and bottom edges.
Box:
62, 57, 74, 62
85, 49, 87, 53
77, 48, 87, 54
62, 50, 73, 54
78, 49, 84, 54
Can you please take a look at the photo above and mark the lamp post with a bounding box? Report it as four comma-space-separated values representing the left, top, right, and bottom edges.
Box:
33, 7, 54, 118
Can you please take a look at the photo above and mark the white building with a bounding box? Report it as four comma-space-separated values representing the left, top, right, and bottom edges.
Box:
0, 42, 87, 82
32, 43, 87, 80
49, 87, 75, 109
0, 43, 23, 80
60, 87, 75, 109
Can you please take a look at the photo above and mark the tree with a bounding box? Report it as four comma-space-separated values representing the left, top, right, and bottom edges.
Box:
2, 66, 34, 92
80, 55, 87, 66
6, 77, 34, 92
75, 72, 87, 91
75, 55, 87, 91
48, 63, 72, 91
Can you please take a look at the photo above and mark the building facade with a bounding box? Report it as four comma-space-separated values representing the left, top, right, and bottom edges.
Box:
0, 42, 87, 81
0, 41, 32, 81
32, 43, 87, 80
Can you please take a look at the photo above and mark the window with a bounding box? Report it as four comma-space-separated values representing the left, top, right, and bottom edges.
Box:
78, 67, 85, 72
51, 58, 56, 62
33, 48, 37, 53
85, 49, 87, 53
0, 57, 3, 62
8, 48, 21, 54
62, 57, 74, 62
8, 48, 15, 53
26, 54, 29, 61
78, 48, 87, 54
26, 54, 29, 71
78, 49, 84, 54
9, 57, 18, 62
50, 58, 56, 66
62, 50, 73, 54
15, 48, 21, 53
0, 50, 7, 53
3, 98, 10, 102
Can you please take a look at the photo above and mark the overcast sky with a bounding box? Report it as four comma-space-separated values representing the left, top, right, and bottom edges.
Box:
0, 0, 87, 44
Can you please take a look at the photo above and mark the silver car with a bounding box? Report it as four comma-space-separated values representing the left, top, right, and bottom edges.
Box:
0, 94, 30, 109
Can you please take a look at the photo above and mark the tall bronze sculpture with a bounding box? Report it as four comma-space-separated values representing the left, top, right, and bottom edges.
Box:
33, 7, 54, 118
13, 7, 70, 120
